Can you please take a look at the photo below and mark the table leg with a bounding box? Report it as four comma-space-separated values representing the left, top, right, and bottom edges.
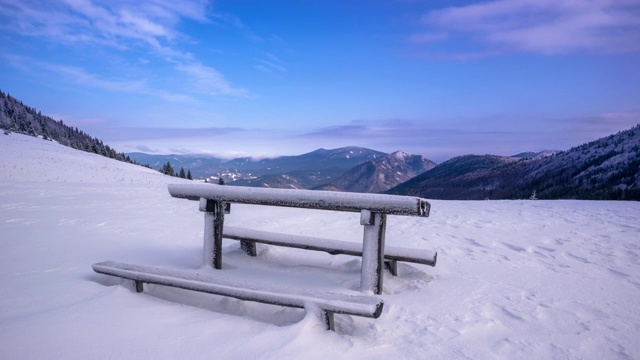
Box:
360, 211, 386, 295
201, 198, 225, 269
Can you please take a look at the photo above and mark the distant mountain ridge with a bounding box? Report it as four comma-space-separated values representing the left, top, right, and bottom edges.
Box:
314, 151, 437, 193
130, 125, 640, 200
127, 147, 387, 182
129, 148, 437, 192
388, 125, 640, 200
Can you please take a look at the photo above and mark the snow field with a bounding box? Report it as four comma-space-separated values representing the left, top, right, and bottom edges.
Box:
1, 133, 639, 359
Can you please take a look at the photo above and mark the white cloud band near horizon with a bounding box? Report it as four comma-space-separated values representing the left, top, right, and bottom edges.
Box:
69, 113, 640, 162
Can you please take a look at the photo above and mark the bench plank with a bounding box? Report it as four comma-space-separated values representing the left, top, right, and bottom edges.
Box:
223, 226, 437, 267
168, 183, 430, 217
92, 261, 384, 324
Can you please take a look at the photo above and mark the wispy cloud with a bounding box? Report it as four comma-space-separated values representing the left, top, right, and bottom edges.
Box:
304, 120, 515, 142
414, 0, 640, 55
304, 124, 392, 139
254, 53, 287, 77
569, 111, 640, 134
79, 124, 247, 142
0, 0, 206, 50
3, 54, 193, 102
301, 120, 528, 161
0, 0, 249, 98
301, 114, 640, 161
211, 11, 263, 41
175, 62, 249, 97
134, 144, 159, 153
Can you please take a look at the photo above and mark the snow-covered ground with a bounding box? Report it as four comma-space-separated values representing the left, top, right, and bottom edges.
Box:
1, 133, 639, 359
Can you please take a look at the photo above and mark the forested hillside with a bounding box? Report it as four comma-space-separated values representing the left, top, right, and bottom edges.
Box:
388, 125, 640, 200
0, 90, 138, 165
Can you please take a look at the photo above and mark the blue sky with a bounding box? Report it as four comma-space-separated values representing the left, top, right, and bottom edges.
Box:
1, 0, 639, 162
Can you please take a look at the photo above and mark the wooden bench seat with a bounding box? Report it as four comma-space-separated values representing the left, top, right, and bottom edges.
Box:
223, 226, 437, 275
92, 261, 384, 331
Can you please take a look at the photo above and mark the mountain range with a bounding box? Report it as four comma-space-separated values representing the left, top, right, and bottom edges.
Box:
2, 89, 638, 200
313, 151, 437, 193
387, 125, 640, 200
130, 125, 640, 200
128, 148, 437, 192
128, 147, 384, 180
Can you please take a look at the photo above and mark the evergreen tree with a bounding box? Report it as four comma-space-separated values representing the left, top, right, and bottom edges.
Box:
187, 170, 192, 180
162, 162, 175, 176
179, 167, 186, 179
218, 177, 225, 185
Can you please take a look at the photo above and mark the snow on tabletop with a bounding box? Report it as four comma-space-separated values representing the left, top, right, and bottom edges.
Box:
168, 182, 430, 216
1, 133, 640, 359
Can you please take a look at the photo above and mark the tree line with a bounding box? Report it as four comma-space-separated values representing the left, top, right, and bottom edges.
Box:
160, 161, 193, 180
0, 89, 195, 179
0, 90, 151, 167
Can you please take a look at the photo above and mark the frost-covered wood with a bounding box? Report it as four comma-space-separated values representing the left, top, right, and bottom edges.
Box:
169, 183, 435, 294
92, 261, 384, 331
200, 199, 225, 269
168, 183, 430, 217
360, 212, 386, 294
223, 226, 437, 266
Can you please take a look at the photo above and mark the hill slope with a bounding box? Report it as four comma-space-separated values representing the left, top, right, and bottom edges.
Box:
0, 132, 183, 184
389, 125, 640, 200
0, 90, 137, 166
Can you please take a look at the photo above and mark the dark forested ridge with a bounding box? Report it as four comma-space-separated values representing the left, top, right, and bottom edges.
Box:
388, 125, 640, 201
0, 90, 145, 167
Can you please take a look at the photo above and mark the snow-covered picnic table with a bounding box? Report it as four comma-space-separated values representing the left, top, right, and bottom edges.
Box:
167, 183, 436, 295
93, 183, 436, 331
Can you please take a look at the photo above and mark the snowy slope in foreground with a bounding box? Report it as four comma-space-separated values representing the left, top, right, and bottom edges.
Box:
1, 133, 639, 359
